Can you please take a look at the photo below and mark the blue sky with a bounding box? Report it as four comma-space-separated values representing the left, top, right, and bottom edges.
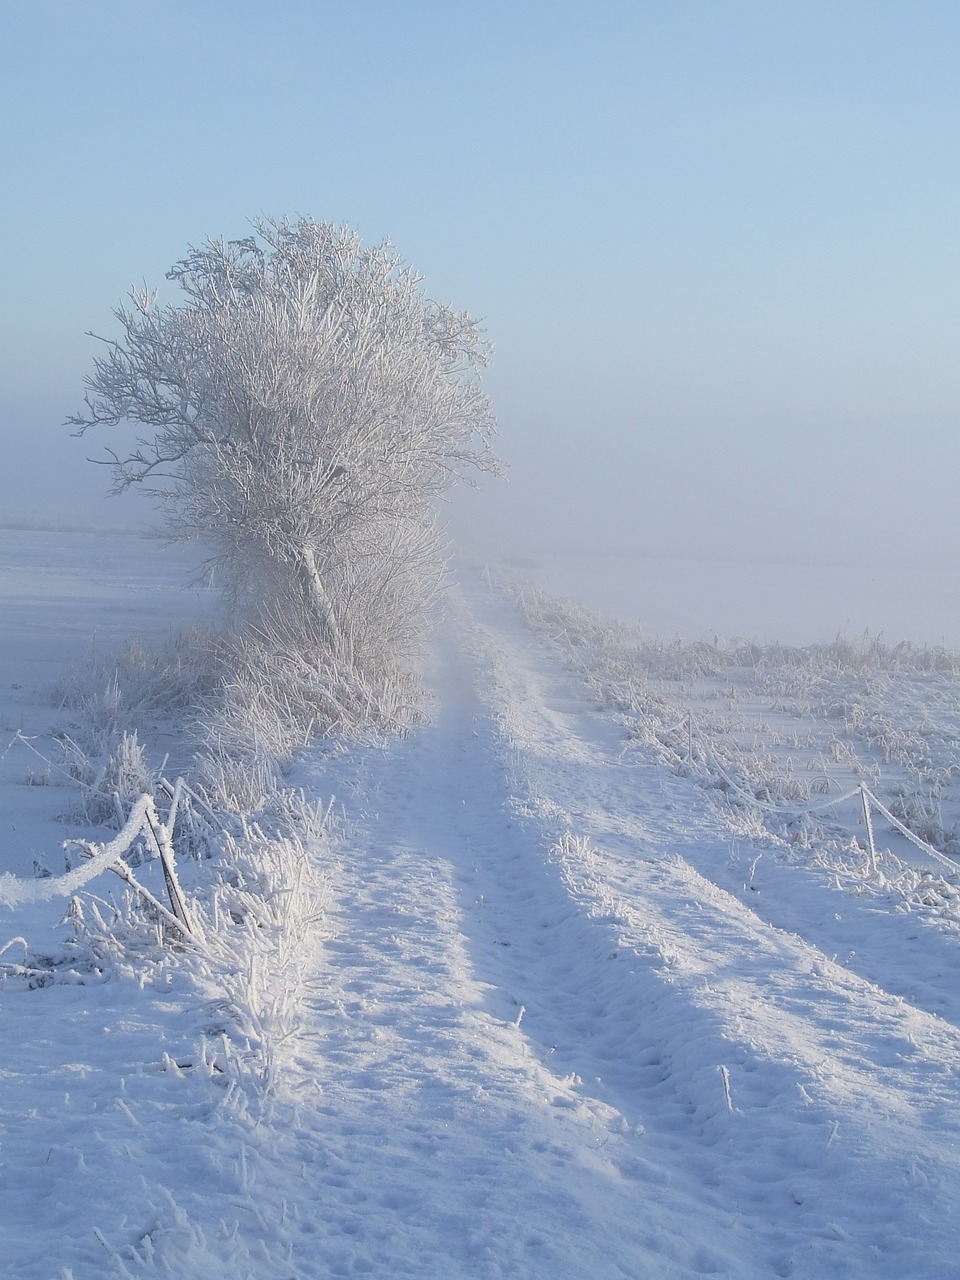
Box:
2, 0, 959, 565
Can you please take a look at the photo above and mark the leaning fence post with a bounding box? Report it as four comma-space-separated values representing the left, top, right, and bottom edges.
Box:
860, 785, 878, 874
143, 800, 193, 935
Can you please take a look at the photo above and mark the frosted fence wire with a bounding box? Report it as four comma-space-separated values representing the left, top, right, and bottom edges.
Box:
861, 786, 960, 873
672, 714, 956, 871
0, 794, 156, 908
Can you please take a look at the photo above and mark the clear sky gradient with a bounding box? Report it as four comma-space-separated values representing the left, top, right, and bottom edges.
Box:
2, 0, 958, 566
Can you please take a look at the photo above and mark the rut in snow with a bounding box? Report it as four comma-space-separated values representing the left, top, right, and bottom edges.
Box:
6, 557, 960, 1279
279, 575, 960, 1278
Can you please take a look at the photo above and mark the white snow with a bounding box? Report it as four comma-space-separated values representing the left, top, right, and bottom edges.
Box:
3, 530, 960, 1277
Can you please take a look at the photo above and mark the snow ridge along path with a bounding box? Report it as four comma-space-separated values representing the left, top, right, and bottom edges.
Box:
4, 565, 960, 1277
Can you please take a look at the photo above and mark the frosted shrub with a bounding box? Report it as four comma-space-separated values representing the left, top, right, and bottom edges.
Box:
89, 730, 153, 824
191, 623, 424, 812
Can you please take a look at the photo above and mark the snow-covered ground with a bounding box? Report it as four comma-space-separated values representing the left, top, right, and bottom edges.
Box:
3, 530, 960, 1277
0, 528, 220, 882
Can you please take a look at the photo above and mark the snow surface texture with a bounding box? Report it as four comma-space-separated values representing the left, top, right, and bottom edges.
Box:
2, 531, 960, 1277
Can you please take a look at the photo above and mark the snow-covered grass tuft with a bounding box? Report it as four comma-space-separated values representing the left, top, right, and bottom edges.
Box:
54, 628, 224, 732
5, 618, 348, 1102
62, 729, 154, 825
8, 769, 334, 1098
193, 790, 332, 1092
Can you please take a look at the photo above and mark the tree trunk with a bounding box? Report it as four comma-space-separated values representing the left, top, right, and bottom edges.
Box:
297, 546, 342, 654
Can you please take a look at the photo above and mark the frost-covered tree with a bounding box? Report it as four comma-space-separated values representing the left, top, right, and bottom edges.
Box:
69, 217, 498, 677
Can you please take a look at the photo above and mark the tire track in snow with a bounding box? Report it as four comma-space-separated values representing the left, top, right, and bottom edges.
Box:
443, 577, 960, 1277
287, 645, 752, 1278
236, 573, 960, 1280
466, 575, 960, 1026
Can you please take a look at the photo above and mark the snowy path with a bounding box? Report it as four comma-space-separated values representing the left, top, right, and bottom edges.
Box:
285, 613, 705, 1278
5, 562, 960, 1276
282, 577, 960, 1278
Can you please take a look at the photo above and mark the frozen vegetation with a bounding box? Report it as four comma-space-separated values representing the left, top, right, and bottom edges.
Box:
3, 528, 960, 1276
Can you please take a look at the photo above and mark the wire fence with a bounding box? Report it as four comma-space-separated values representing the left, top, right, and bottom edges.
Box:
0, 787, 194, 940
662, 709, 959, 877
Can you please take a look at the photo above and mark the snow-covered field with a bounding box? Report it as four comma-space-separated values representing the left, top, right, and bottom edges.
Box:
4, 530, 960, 1277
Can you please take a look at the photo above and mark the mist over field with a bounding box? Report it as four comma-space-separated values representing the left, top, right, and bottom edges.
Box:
5, 9, 960, 1274
10, 391, 956, 650
4, 2, 960, 655
449, 403, 960, 648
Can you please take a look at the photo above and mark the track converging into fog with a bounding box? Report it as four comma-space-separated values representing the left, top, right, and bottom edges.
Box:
5, 550, 960, 1278
278, 576, 960, 1278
